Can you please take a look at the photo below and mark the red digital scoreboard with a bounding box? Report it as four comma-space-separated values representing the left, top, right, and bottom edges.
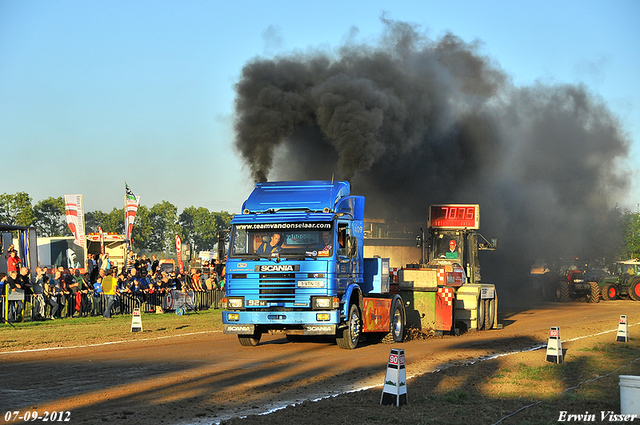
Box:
428, 204, 479, 229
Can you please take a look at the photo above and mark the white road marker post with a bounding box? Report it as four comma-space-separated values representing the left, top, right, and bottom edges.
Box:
131, 307, 143, 332
545, 326, 563, 364
616, 315, 629, 343
380, 348, 407, 406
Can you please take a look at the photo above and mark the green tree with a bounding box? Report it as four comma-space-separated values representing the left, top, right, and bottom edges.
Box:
33, 197, 70, 237
137, 201, 178, 253
0, 192, 35, 226
130, 205, 153, 250
621, 211, 640, 260
178, 207, 230, 252
85, 208, 125, 235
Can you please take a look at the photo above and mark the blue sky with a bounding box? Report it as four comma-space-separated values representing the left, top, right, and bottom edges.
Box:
1, 0, 639, 214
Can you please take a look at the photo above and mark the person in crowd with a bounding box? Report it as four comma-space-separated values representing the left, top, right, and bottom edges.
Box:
92, 275, 103, 316
5, 245, 21, 272
32, 266, 47, 320
99, 253, 111, 270
205, 270, 219, 290
0, 272, 6, 322
74, 269, 91, 316
101, 269, 118, 319
46, 270, 63, 319
87, 254, 96, 281
6, 270, 24, 322
150, 255, 159, 274
90, 254, 100, 284
189, 268, 205, 292
65, 267, 79, 318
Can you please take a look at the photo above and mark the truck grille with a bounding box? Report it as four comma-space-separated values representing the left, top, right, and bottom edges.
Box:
258, 273, 296, 302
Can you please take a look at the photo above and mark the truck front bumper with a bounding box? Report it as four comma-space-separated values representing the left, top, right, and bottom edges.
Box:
223, 310, 339, 335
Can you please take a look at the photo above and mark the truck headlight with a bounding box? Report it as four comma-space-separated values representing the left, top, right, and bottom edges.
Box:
227, 297, 244, 309
312, 297, 332, 309
227, 313, 240, 321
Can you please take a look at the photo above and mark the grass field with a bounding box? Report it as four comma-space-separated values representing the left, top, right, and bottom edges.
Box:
0, 308, 224, 352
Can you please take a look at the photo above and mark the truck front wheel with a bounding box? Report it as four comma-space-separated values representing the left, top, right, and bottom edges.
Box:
238, 330, 262, 347
337, 303, 361, 349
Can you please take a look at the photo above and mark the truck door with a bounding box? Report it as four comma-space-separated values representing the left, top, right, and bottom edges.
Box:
336, 222, 355, 290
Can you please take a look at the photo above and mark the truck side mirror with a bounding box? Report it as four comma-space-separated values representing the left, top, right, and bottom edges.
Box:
416, 235, 422, 248
491, 238, 497, 249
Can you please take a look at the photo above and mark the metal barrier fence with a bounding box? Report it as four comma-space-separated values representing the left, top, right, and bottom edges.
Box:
1, 289, 226, 323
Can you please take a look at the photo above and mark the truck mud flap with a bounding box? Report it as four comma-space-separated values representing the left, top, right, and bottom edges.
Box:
224, 324, 255, 335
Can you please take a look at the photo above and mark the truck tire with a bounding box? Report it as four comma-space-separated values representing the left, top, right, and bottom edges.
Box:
238, 330, 262, 347
382, 298, 405, 344
483, 297, 496, 330
557, 281, 570, 302
476, 296, 485, 330
588, 281, 600, 303
630, 280, 640, 301
337, 303, 361, 349
601, 283, 617, 301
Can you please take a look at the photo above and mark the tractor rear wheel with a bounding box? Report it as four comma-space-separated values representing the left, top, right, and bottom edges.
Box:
557, 281, 570, 302
588, 281, 600, 303
630, 280, 640, 301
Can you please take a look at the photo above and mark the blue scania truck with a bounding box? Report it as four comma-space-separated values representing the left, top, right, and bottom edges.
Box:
222, 180, 405, 349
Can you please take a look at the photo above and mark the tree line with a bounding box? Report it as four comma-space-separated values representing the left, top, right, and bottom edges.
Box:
1, 192, 639, 262
0, 192, 232, 254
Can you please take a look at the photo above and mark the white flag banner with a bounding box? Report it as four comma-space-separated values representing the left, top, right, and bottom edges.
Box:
125, 182, 140, 244
64, 194, 86, 249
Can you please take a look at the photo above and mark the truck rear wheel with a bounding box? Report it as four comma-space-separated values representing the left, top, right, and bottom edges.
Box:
476, 297, 485, 330
630, 280, 640, 301
588, 281, 600, 303
337, 303, 361, 349
483, 297, 496, 330
601, 283, 617, 301
382, 299, 405, 344
557, 281, 570, 302
238, 330, 262, 347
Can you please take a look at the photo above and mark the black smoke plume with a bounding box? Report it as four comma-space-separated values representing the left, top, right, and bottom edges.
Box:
233, 18, 630, 300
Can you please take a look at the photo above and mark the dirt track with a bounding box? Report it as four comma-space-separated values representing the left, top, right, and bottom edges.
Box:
1, 300, 639, 425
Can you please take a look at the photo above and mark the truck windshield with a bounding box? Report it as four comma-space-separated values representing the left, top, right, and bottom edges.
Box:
229, 223, 334, 258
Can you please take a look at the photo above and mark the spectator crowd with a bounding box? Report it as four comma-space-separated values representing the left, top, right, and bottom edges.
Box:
1, 245, 225, 323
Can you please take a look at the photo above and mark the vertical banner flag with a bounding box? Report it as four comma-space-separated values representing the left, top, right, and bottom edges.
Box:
64, 194, 86, 249
176, 234, 184, 274
99, 226, 105, 254
124, 182, 140, 245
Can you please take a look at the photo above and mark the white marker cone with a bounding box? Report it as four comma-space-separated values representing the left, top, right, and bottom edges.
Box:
380, 348, 407, 406
546, 326, 563, 363
616, 315, 629, 343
